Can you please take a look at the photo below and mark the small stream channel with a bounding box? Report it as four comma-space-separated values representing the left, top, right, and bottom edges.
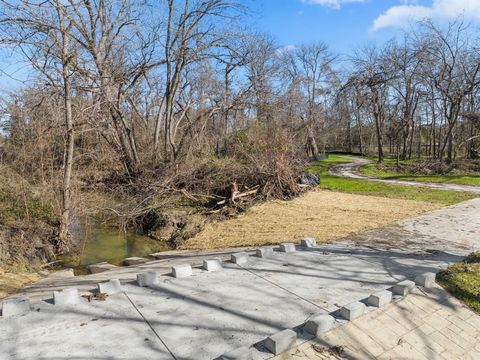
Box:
59, 218, 171, 273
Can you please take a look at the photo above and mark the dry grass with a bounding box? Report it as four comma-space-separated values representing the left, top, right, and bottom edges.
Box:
182, 189, 440, 250
0, 268, 40, 299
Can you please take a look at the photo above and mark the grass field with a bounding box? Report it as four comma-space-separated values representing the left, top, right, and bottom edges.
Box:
437, 252, 480, 314
360, 159, 480, 187
307, 155, 476, 205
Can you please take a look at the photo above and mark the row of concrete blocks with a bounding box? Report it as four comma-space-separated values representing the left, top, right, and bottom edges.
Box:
1, 237, 316, 317
0, 279, 124, 318
87, 257, 151, 274
217, 272, 437, 360
88, 238, 317, 275
145, 237, 318, 282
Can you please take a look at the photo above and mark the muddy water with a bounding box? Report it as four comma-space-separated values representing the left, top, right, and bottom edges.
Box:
61, 218, 171, 269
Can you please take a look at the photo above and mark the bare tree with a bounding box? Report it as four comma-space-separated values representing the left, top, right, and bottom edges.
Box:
0, 0, 81, 250
418, 20, 480, 164
160, 0, 240, 163
278, 42, 337, 159
350, 45, 390, 162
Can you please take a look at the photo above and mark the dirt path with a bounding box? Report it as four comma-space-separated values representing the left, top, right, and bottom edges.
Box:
329, 157, 480, 194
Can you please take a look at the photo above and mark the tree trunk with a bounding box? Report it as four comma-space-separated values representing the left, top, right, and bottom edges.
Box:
306, 125, 319, 160
57, 7, 73, 253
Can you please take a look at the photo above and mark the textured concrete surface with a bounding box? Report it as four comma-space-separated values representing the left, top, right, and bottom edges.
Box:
0, 293, 174, 360
1, 198, 479, 359
273, 285, 480, 360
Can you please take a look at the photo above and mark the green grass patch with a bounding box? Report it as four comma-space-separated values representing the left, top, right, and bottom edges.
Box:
437, 252, 480, 314
307, 156, 476, 205
361, 162, 480, 187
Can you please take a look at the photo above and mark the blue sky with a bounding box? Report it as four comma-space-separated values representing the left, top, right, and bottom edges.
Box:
1, 0, 479, 93
241, 0, 480, 54
241, 0, 401, 54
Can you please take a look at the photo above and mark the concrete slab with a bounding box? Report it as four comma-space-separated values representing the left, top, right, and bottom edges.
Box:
45, 268, 75, 279
217, 346, 253, 360
240, 249, 415, 312
87, 262, 118, 274
0, 293, 173, 359
125, 263, 320, 359
4, 198, 480, 360
124, 257, 149, 266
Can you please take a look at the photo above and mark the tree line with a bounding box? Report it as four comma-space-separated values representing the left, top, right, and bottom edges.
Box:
0, 1, 479, 249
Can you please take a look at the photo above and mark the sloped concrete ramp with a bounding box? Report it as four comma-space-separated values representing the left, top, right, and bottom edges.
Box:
2, 198, 479, 360
0, 247, 460, 360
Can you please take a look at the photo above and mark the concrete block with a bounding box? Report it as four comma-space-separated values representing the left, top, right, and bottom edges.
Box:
1, 297, 30, 317
124, 257, 148, 266
339, 301, 366, 320
137, 271, 157, 287
87, 262, 118, 274
264, 329, 297, 355
218, 346, 253, 360
415, 272, 436, 288
300, 237, 317, 248
44, 268, 74, 279
256, 246, 274, 258
393, 280, 415, 296
231, 252, 249, 265
56, 268, 75, 277
304, 314, 335, 337
279, 243, 296, 253
172, 264, 193, 278
203, 259, 223, 272
53, 288, 79, 306
97, 279, 122, 295
368, 290, 392, 308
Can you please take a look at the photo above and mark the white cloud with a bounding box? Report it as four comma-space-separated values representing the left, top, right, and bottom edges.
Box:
276, 45, 297, 55
372, 0, 480, 31
302, 0, 366, 10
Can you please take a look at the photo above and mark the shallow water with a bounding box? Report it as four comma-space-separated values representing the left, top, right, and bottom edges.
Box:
61, 218, 171, 268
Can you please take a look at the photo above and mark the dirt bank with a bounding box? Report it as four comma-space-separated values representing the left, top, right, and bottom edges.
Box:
0, 268, 40, 299
182, 189, 440, 249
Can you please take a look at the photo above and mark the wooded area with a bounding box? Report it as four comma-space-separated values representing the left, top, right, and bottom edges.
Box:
0, 1, 479, 259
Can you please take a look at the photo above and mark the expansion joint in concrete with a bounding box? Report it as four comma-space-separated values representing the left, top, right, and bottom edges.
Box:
123, 292, 177, 360
238, 264, 330, 313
